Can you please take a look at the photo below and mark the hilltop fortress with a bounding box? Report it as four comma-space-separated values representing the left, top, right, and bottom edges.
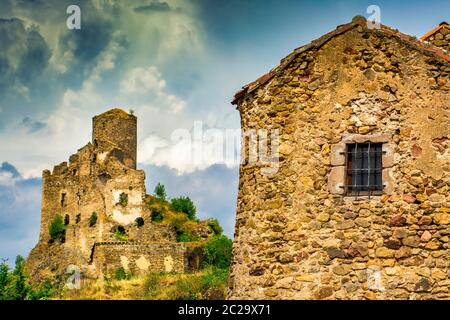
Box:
26, 109, 199, 281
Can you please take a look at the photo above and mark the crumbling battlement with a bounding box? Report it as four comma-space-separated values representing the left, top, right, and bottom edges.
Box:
26, 109, 192, 281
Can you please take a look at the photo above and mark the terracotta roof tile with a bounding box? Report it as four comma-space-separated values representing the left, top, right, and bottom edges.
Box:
421, 22, 449, 41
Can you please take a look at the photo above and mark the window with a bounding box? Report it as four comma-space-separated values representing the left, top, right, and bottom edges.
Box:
329, 134, 394, 197
345, 142, 383, 196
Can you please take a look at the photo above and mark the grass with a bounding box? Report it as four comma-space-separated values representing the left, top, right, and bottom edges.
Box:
114, 231, 129, 241
59, 267, 228, 300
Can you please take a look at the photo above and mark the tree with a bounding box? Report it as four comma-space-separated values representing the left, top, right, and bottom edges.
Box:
154, 183, 167, 201
203, 235, 233, 269
207, 219, 223, 235
0, 260, 9, 299
170, 196, 196, 220
89, 212, 98, 227
8, 256, 29, 300
0, 256, 54, 300
49, 214, 66, 242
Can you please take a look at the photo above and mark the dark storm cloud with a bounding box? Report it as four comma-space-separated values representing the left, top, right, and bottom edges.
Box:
0, 1, 13, 18
134, 1, 172, 13
0, 17, 52, 130
57, 4, 129, 88
0, 18, 51, 93
21, 117, 46, 133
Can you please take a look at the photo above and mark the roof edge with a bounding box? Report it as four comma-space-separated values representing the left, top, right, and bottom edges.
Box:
232, 17, 450, 105
421, 22, 449, 41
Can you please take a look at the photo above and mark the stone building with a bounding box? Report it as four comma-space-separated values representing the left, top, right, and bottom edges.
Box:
229, 17, 450, 299
26, 109, 198, 281
421, 22, 450, 52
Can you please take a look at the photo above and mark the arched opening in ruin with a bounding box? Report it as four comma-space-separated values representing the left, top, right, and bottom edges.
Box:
135, 217, 144, 227
64, 214, 70, 225
61, 193, 66, 207
110, 148, 125, 164
98, 173, 111, 185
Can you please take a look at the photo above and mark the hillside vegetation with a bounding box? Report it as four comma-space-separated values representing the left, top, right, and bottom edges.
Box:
1, 183, 232, 300
61, 267, 228, 300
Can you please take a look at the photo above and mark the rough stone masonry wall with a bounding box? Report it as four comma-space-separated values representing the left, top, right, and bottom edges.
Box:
229, 23, 450, 300
93, 242, 189, 276
426, 25, 450, 52
26, 110, 181, 282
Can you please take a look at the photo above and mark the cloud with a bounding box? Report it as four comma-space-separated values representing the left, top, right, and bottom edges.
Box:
0, 18, 51, 94
134, 1, 172, 13
120, 66, 186, 114
21, 116, 46, 133
0, 162, 20, 178
56, 11, 116, 83
137, 122, 240, 174
0, 162, 41, 264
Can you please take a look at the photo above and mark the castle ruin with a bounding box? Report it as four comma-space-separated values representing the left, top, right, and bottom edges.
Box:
26, 109, 198, 281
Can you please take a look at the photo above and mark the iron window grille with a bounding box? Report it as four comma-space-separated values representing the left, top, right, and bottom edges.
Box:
342, 142, 385, 198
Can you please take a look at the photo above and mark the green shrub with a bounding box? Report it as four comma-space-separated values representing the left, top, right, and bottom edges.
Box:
135, 217, 144, 227
48, 215, 66, 242
167, 268, 228, 300
119, 193, 128, 207
0, 256, 54, 301
154, 183, 167, 201
203, 235, 233, 269
89, 212, 98, 227
27, 280, 54, 300
151, 208, 164, 222
199, 267, 229, 299
114, 267, 128, 280
170, 215, 198, 242
172, 276, 201, 300
176, 233, 195, 242
207, 219, 223, 235
115, 231, 128, 241
171, 197, 196, 220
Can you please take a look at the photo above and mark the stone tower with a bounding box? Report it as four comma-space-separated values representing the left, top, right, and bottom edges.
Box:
229, 18, 450, 300
92, 109, 137, 169
26, 109, 197, 282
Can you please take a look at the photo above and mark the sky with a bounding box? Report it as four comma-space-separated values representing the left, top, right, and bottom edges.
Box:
0, 0, 448, 264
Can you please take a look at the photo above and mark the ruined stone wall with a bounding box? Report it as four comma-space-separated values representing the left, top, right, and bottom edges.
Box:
426, 24, 450, 52
26, 109, 182, 282
93, 242, 189, 276
229, 22, 450, 300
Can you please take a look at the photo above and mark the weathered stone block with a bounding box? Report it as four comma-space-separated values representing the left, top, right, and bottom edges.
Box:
330, 143, 346, 166
328, 166, 345, 195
